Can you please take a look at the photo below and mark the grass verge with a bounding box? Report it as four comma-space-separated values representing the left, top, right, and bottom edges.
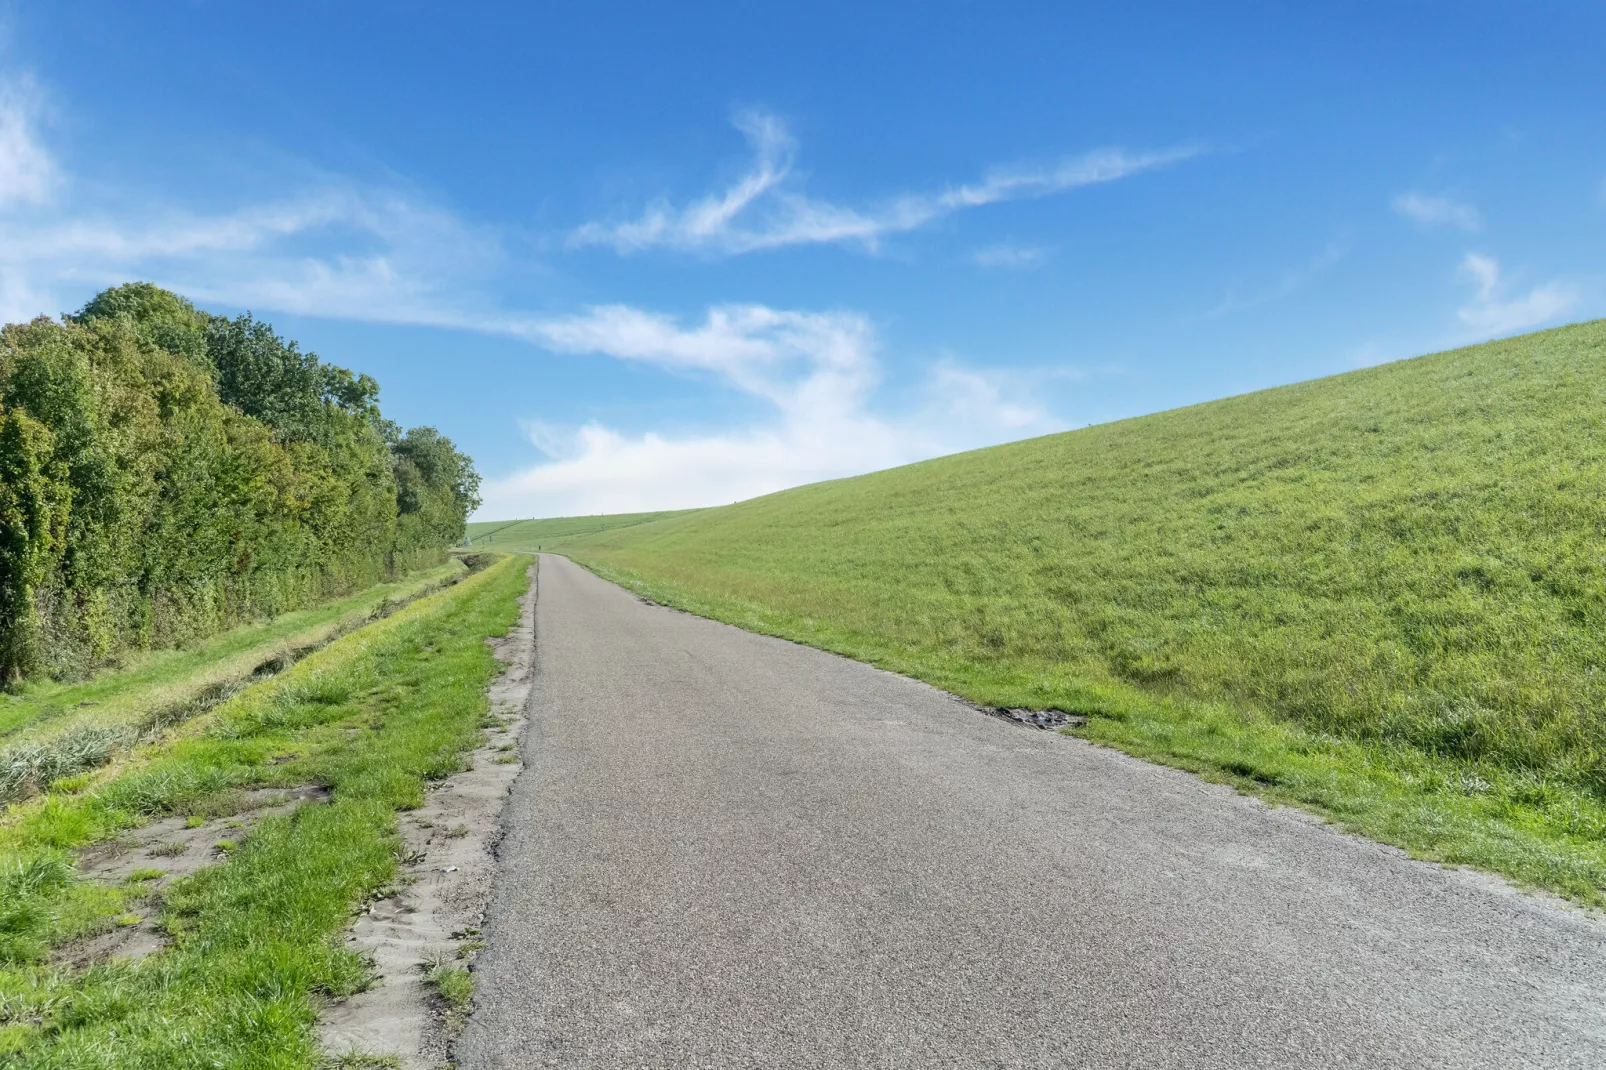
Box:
0, 553, 529, 1067
0, 560, 473, 810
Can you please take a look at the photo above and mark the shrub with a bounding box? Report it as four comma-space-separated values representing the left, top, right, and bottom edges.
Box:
0, 285, 481, 685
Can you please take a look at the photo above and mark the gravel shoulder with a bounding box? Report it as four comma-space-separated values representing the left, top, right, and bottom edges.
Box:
460, 554, 1606, 1069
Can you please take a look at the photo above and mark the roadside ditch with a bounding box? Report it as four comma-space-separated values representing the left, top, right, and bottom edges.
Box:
0, 560, 488, 808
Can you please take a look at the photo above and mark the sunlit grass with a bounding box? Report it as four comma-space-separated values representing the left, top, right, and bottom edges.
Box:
466, 510, 697, 551
0, 560, 467, 743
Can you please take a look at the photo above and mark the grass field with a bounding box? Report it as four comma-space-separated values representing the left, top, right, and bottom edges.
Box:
465, 510, 696, 551
510, 320, 1606, 903
0, 554, 528, 1066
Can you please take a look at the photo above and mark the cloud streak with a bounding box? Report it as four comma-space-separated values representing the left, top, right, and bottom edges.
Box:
1456, 252, 1577, 336
972, 243, 1050, 269
1208, 237, 1349, 317
0, 71, 512, 326
1392, 192, 1481, 232
507, 303, 878, 417
0, 77, 56, 209
0, 169, 505, 328
570, 110, 1199, 256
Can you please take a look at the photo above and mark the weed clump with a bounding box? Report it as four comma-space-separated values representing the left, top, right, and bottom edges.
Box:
424, 953, 475, 1013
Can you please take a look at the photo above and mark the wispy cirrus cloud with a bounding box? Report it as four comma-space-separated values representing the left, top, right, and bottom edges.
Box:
2, 192, 503, 328
0, 72, 504, 326
1209, 237, 1349, 317
506, 303, 878, 418
972, 243, 1050, 269
1392, 191, 1482, 232
569, 110, 1199, 257
1456, 252, 1577, 336
0, 76, 56, 209
478, 302, 1059, 517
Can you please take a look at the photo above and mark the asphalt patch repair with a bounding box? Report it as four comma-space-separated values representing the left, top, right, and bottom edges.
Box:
988, 706, 1089, 730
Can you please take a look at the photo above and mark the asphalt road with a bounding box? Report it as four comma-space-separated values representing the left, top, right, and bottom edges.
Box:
459, 554, 1606, 1069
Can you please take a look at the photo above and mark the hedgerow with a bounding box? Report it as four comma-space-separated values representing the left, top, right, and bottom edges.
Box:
0, 283, 479, 686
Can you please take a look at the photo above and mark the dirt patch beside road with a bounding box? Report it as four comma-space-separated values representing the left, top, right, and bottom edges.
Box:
319, 562, 537, 1069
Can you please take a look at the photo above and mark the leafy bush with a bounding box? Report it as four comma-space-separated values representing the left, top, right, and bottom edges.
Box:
0, 284, 481, 686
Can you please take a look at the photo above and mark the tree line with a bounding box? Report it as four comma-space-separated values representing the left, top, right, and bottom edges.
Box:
0, 283, 480, 685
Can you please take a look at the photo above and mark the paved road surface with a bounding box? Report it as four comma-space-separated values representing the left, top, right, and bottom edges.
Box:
459, 555, 1606, 1069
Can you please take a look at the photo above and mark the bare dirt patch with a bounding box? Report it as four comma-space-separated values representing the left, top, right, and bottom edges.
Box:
319, 563, 537, 1069
62, 784, 331, 967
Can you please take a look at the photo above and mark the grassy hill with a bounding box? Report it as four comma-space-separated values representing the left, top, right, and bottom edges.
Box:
466, 510, 698, 550
517, 320, 1606, 901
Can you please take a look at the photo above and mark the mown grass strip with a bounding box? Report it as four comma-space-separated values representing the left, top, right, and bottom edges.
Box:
464, 509, 697, 551
0, 554, 528, 1067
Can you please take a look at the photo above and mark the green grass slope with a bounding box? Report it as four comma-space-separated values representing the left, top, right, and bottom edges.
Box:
466, 509, 697, 551
547, 320, 1606, 901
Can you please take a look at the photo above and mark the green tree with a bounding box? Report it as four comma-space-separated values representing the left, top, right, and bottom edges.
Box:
0, 407, 70, 685
0, 284, 479, 684
390, 425, 482, 551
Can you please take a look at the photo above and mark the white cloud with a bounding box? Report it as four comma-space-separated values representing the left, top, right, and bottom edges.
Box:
476, 303, 1061, 518
1392, 192, 1481, 232
924, 362, 1047, 430
0, 67, 508, 325
482, 416, 910, 517
506, 303, 876, 417
0, 173, 504, 327
571, 110, 1198, 256
972, 243, 1050, 269
0, 77, 1068, 519
0, 77, 56, 209
1456, 252, 1577, 336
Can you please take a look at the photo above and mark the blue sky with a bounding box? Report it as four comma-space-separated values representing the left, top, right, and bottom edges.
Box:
2, 2, 1602, 519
